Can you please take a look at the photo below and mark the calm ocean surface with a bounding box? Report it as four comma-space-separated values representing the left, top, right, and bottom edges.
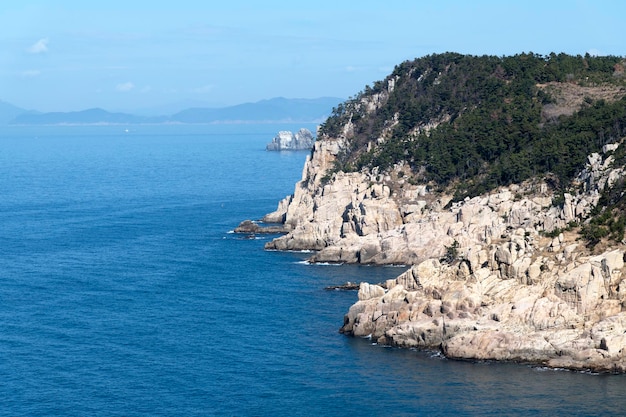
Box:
1, 124, 626, 416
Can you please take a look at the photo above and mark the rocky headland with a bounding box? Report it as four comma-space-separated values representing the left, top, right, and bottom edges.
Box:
266, 128, 315, 151
254, 53, 626, 372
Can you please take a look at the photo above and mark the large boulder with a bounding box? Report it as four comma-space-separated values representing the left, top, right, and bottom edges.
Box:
266, 128, 315, 151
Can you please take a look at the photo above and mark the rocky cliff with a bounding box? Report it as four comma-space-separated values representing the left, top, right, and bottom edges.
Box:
258, 53, 626, 372
266, 128, 315, 151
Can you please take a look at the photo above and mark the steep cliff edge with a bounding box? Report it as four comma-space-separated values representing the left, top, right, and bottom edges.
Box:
259, 53, 626, 371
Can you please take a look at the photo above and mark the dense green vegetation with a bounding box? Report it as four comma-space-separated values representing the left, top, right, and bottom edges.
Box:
319, 52, 626, 199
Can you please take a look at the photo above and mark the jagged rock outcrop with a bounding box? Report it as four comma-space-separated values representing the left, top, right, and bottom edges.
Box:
266, 128, 315, 151
263, 136, 351, 249
264, 138, 621, 265
340, 245, 626, 372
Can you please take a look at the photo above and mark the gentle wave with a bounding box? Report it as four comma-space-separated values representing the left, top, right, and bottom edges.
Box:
296, 260, 344, 266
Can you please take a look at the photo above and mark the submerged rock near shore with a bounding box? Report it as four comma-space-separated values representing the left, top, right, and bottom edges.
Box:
234, 220, 289, 234
266, 128, 315, 151
254, 53, 626, 372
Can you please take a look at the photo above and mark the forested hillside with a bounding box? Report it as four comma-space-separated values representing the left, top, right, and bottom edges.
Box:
319, 52, 626, 199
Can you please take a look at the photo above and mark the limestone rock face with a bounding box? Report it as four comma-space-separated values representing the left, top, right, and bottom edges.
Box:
266, 128, 315, 151
259, 116, 626, 371
264, 137, 358, 251
265, 134, 623, 266
341, 248, 626, 372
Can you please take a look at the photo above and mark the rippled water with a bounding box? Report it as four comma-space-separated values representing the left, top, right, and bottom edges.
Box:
1, 125, 625, 416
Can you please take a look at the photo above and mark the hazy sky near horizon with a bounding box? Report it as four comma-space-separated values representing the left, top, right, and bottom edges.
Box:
2, 0, 625, 113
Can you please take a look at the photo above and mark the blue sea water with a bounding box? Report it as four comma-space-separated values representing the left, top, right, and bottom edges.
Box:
1, 124, 626, 416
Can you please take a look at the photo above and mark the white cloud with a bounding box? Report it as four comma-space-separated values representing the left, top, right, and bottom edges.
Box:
28, 38, 49, 54
116, 82, 135, 92
21, 70, 41, 78
192, 84, 214, 94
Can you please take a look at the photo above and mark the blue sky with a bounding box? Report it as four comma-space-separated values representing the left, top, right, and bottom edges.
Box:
2, 0, 625, 113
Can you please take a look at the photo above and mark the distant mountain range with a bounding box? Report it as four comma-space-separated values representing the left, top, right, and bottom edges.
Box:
10, 108, 167, 125
0, 100, 37, 124
3, 97, 344, 125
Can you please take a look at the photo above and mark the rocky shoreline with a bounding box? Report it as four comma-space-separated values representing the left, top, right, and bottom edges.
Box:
340, 247, 626, 373
245, 122, 626, 373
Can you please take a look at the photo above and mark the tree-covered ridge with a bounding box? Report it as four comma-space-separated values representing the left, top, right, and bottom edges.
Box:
319, 52, 626, 199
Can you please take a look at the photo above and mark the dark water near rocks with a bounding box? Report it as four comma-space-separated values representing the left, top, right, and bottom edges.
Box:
1, 124, 626, 416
